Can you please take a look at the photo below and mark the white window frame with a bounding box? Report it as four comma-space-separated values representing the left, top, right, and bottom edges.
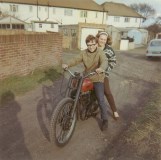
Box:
95, 12, 98, 18
39, 23, 42, 28
114, 16, 120, 22
71, 29, 76, 36
53, 8, 56, 14
124, 17, 130, 23
63, 28, 68, 36
64, 9, 73, 16
29, 6, 33, 12
80, 10, 88, 18
10, 5, 18, 12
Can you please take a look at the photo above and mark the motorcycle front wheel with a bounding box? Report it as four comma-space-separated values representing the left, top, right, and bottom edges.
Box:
50, 97, 76, 147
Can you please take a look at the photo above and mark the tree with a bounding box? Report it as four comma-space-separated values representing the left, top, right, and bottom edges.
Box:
147, 24, 161, 35
130, 3, 156, 18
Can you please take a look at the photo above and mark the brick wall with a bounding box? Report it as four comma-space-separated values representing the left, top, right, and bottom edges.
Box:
0, 32, 63, 80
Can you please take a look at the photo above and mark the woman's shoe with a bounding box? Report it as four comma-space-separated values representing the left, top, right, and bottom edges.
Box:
113, 112, 119, 120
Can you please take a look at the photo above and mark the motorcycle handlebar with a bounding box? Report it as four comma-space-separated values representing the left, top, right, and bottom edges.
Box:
64, 68, 106, 79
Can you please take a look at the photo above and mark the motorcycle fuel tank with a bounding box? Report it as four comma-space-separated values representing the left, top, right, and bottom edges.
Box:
81, 78, 94, 92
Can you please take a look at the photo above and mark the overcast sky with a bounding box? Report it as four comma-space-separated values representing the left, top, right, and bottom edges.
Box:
94, 0, 161, 17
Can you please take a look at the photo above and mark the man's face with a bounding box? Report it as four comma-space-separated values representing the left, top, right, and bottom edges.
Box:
86, 40, 97, 53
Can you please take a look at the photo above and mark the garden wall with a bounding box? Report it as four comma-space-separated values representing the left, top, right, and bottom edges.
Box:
0, 31, 63, 80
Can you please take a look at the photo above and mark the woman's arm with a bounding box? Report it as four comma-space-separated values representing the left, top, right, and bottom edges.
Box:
104, 45, 116, 74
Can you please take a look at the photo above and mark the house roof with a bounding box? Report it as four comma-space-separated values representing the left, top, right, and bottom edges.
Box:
0, 0, 103, 11
102, 2, 144, 18
0, 15, 27, 24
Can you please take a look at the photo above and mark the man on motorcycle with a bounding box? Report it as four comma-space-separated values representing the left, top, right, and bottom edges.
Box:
62, 34, 108, 131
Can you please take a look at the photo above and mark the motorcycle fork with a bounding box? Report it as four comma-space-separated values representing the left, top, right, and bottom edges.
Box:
71, 77, 83, 119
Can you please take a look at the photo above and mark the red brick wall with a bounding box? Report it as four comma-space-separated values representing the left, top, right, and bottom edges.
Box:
0, 32, 63, 80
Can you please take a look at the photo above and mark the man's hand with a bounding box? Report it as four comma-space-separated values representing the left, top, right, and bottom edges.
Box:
62, 64, 68, 70
95, 68, 104, 74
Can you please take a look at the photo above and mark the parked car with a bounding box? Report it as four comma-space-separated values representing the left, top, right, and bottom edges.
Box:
146, 39, 161, 58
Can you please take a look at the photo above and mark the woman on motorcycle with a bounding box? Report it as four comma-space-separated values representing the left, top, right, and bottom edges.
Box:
96, 31, 119, 120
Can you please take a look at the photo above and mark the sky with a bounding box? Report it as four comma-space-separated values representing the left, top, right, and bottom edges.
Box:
94, 0, 161, 17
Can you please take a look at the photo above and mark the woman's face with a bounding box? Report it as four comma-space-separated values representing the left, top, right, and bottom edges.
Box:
98, 34, 108, 47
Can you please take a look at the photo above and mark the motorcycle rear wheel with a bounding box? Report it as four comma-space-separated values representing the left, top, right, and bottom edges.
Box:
50, 97, 76, 147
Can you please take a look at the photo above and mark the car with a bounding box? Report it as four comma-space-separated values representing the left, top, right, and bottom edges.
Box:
146, 39, 161, 58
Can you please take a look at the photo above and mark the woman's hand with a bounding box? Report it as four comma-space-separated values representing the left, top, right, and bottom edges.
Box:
95, 68, 104, 74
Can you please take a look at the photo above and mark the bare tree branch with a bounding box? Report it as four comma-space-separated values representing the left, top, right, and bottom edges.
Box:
130, 3, 156, 18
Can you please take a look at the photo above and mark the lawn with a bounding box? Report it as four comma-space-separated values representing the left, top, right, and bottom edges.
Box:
0, 67, 62, 102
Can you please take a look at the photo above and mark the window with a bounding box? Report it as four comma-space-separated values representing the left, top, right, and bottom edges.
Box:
124, 17, 130, 22
53, 8, 56, 14
114, 16, 120, 22
63, 28, 68, 36
106, 13, 108, 20
45, 7, 48, 12
135, 18, 137, 23
20, 24, 24, 29
0, 24, 10, 29
95, 12, 98, 18
29, 6, 33, 12
80, 10, 88, 18
39, 23, 42, 28
2, 24, 6, 29
6, 24, 10, 29
12, 24, 24, 29
150, 41, 161, 46
64, 9, 73, 16
51, 24, 54, 28
71, 29, 76, 37
10, 5, 18, 12
39, 6, 41, 11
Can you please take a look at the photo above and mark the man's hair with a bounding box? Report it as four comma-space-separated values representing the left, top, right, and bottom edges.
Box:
85, 35, 96, 44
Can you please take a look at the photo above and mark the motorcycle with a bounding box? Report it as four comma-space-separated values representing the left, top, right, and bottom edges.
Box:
50, 69, 99, 147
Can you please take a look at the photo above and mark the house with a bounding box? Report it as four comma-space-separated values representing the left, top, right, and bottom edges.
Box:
0, 0, 144, 27
31, 20, 58, 32
0, 0, 146, 50
0, 15, 28, 30
102, 2, 144, 28
0, 0, 105, 25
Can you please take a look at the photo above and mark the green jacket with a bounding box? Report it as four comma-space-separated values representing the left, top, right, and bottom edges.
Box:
67, 48, 107, 82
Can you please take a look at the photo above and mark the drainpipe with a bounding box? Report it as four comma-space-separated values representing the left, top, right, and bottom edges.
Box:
37, 0, 41, 21
102, 9, 104, 24
45, 0, 49, 21
102, 5, 108, 25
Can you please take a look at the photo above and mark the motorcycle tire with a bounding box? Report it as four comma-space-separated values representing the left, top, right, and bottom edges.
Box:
50, 97, 76, 147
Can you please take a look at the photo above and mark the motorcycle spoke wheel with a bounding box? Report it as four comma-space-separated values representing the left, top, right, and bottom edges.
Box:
50, 98, 76, 147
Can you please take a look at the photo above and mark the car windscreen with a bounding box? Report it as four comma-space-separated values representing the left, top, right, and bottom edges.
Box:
150, 41, 161, 46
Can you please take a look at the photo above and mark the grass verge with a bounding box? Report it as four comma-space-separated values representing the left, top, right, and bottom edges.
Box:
124, 86, 161, 158
0, 67, 62, 100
